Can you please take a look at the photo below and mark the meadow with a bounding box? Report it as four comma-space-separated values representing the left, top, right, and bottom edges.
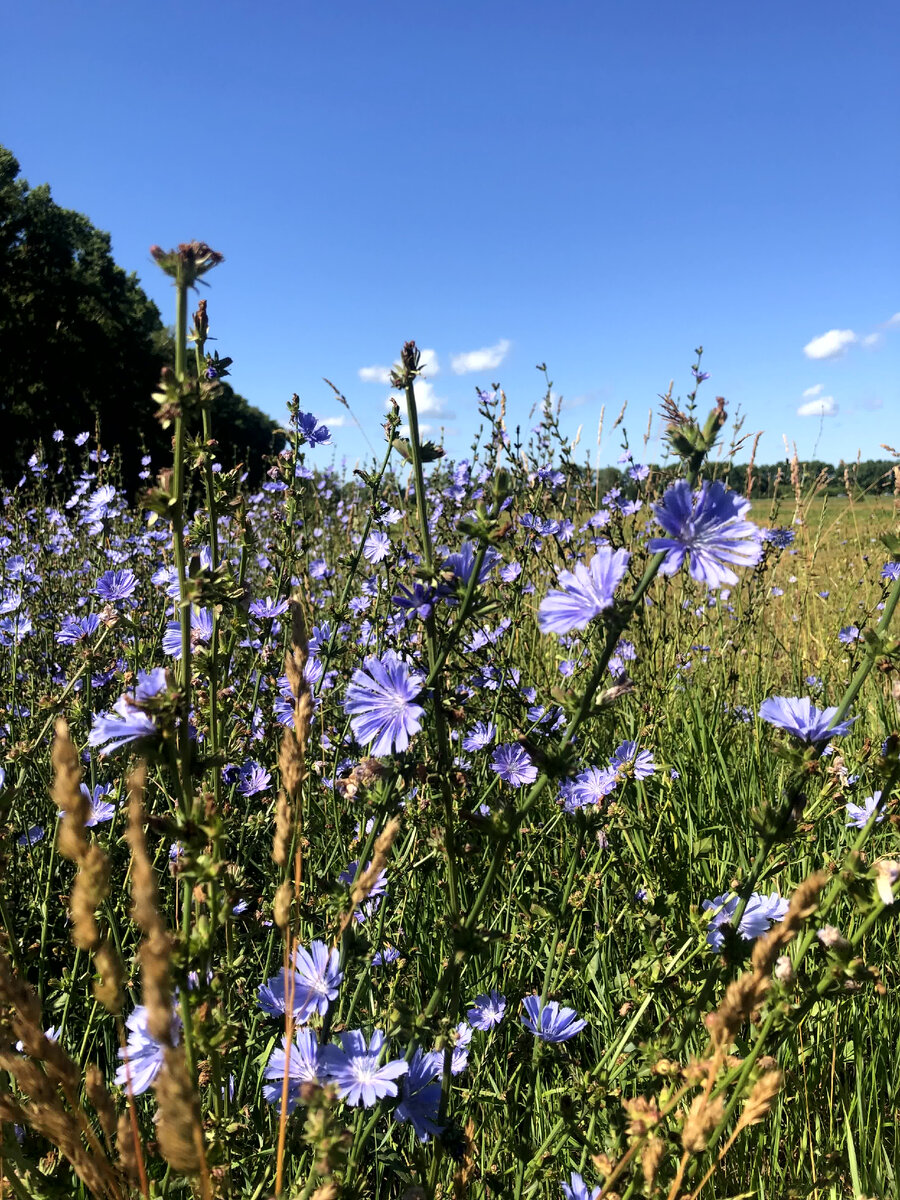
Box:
1, 245, 899, 1200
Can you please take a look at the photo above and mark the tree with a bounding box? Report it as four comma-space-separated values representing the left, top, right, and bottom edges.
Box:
0, 147, 278, 490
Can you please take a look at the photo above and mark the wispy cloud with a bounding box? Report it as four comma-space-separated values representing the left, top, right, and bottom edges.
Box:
856, 395, 884, 412
359, 364, 393, 384
886, 313, 900, 327
316, 413, 348, 428
450, 338, 511, 375
803, 329, 857, 360
801, 383, 823, 398
797, 395, 838, 417
388, 379, 454, 422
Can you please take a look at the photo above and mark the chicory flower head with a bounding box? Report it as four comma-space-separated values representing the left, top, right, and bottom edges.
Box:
491, 743, 538, 787
320, 1029, 408, 1107
846, 791, 883, 830
758, 696, 856, 747
262, 1028, 321, 1113
343, 651, 425, 756
521, 996, 586, 1042
538, 547, 631, 635
562, 1174, 602, 1200
467, 990, 506, 1031
649, 480, 762, 589
703, 891, 789, 951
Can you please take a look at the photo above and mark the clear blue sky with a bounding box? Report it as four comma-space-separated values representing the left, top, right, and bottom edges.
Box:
4, 0, 898, 470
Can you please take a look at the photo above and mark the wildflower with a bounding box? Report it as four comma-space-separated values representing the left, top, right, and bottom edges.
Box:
703, 891, 789, 951
443, 541, 500, 589
248, 597, 289, 620
394, 1048, 443, 1141
846, 791, 884, 830
296, 411, 332, 446
761, 528, 795, 548
521, 996, 586, 1042
838, 625, 860, 644
537, 547, 631, 635
392, 582, 435, 620
882, 562, 900, 581
162, 608, 213, 657
88, 668, 167, 755
16, 825, 44, 848
649, 480, 762, 589
259, 942, 343, 1023
363, 531, 391, 563
114, 1006, 181, 1095
339, 860, 388, 898
561, 766, 618, 811
95, 569, 138, 602
608, 638, 636, 678
56, 613, 102, 645
262, 1028, 321, 1113
610, 741, 656, 780
343, 651, 425, 756
320, 1029, 408, 1107
491, 743, 538, 787
467, 991, 506, 1030
64, 783, 116, 826
294, 941, 344, 1018
562, 1173, 601, 1200
758, 696, 856, 746
462, 721, 496, 752
372, 947, 400, 966
448, 1022, 472, 1075
236, 761, 271, 797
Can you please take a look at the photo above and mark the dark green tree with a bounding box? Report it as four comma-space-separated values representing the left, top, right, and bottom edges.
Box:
0, 147, 278, 490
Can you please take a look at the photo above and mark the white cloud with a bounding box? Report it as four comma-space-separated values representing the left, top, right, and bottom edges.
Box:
886, 313, 900, 326
862, 332, 882, 347
388, 379, 454, 421
801, 384, 823, 398
803, 329, 857, 359
418, 348, 439, 377
316, 413, 348, 428
797, 395, 838, 417
450, 338, 511, 375
359, 364, 393, 384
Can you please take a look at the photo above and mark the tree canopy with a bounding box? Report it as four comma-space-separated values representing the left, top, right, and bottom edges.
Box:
0, 147, 278, 491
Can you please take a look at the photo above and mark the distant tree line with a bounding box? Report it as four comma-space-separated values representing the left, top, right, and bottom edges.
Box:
577, 459, 898, 499
0, 146, 279, 493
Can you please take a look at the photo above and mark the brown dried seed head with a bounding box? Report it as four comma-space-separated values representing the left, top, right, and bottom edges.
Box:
351, 818, 401, 907
274, 881, 293, 930
279, 727, 306, 799
682, 1093, 725, 1153
273, 792, 292, 867
738, 1069, 782, 1129
155, 1046, 204, 1174
641, 1135, 665, 1188
117, 1111, 140, 1181
92, 938, 125, 1014
85, 1063, 118, 1145
52, 719, 89, 860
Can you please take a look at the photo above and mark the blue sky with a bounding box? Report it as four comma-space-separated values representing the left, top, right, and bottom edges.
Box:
4, 0, 898, 471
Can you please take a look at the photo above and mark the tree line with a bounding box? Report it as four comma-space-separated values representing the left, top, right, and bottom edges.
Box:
0, 146, 279, 493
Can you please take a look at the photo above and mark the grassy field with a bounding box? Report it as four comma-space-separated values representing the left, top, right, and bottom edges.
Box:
1, 330, 899, 1200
